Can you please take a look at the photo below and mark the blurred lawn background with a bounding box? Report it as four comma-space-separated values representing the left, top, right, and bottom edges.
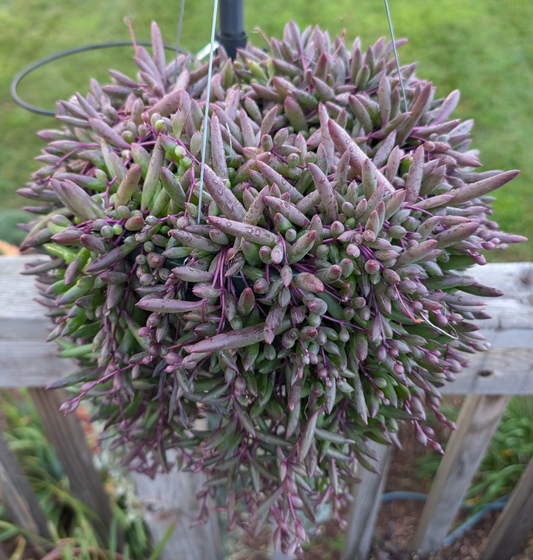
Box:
0, 0, 532, 258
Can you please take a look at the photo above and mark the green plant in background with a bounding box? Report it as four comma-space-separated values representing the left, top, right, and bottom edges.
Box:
0, 389, 165, 560
417, 396, 533, 514
0, 210, 32, 246
466, 397, 533, 509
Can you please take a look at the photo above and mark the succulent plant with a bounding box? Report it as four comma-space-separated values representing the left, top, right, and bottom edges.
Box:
20, 20, 525, 556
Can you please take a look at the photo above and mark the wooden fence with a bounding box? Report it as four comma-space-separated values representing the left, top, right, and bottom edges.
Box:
1, 255, 533, 560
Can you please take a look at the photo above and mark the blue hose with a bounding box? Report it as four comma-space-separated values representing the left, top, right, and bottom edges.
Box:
443, 496, 508, 545
380, 491, 428, 504
379, 491, 509, 545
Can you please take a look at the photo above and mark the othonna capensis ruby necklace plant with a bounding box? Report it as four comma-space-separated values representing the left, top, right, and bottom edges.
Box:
19, 20, 525, 557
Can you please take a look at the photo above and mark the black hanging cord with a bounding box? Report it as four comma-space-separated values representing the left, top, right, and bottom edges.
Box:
216, 0, 247, 59
11, 41, 185, 117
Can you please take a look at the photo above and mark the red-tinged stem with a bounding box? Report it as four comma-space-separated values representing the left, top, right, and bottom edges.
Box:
395, 287, 417, 320
405, 204, 435, 217
287, 491, 298, 523
323, 315, 364, 331
332, 29, 347, 57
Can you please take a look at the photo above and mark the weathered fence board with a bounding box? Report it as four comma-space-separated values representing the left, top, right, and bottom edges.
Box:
341, 443, 393, 560
0, 430, 50, 555
411, 394, 510, 554
0, 337, 73, 388
132, 467, 221, 560
0, 256, 73, 388
480, 453, 533, 560
272, 551, 292, 560
28, 387, 117, 545
440, 348, 533, 394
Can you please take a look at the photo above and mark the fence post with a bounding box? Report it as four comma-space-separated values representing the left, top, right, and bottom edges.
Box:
412, 394, 509, 554
132, 459, 221, 560
272, 551, 292, 560
0, 430, 50, 556
480, 455, 533, 560
341, 442, 393, 560
28, 387, 116, 545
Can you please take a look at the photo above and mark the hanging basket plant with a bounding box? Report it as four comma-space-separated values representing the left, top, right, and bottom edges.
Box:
20, 20, 525, 556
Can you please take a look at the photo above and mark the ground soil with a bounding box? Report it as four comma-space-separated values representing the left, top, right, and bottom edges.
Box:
230, 396, 533, 560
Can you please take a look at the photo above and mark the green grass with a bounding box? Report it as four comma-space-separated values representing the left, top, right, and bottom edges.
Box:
1, 0, 532, 258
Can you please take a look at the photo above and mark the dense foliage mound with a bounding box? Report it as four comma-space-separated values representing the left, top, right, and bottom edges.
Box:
20, 21, 525, 556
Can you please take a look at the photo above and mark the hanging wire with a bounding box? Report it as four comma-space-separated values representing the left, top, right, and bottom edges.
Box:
11, 41, 182, 116
420, 312, 458, 340
173, 0, 186, 84
383, 0, 408, 112
197, 0, 220, 224
197, 41, 220, 61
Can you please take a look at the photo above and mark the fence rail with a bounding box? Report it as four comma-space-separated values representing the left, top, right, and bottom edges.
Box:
1, 255, 533, 560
